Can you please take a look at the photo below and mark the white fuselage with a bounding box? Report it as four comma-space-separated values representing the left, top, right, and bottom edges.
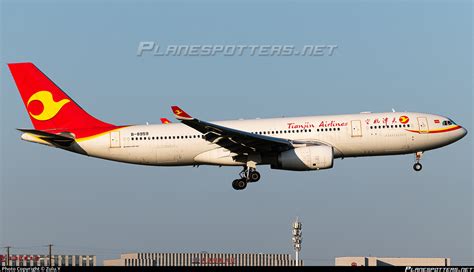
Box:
56, 111, 466, 169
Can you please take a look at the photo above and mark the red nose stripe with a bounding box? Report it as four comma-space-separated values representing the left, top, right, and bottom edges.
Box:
406, 125, 462, 134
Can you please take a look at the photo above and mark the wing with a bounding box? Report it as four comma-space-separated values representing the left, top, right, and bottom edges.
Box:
171, 106, 298, 154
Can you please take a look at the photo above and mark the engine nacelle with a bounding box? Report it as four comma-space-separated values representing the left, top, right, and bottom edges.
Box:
272, 145, 334, 171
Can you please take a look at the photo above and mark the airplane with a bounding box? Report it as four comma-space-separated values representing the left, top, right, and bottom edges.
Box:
8, 63, 468, 190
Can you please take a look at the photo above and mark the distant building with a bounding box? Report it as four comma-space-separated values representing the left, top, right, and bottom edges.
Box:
104, 252, 303, 266
0, 254, 96, 266
335, 256, 450, 267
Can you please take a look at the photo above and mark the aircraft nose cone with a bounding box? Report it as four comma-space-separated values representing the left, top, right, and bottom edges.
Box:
450, 126, 467, 144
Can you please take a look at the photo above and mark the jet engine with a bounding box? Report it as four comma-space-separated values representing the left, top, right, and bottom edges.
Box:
272, 145, 334, 171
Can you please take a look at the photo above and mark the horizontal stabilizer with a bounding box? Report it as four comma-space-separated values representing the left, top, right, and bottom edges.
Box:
17, 129, 75, 147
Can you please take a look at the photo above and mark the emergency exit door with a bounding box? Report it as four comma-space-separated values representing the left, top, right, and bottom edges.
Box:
351, 120, 362, 137
110, 131, 121, 148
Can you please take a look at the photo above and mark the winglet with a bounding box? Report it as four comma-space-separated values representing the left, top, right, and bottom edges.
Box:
160, 118, 172, 124
171, 106, 193, 120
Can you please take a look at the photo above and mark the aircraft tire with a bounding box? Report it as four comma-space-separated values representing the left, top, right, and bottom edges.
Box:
236, 178, 247, 190
232, 179, 240, 190
413, 162, 422, 171
249, 171, 261, 182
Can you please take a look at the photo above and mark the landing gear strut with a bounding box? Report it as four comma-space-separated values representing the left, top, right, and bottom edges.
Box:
232, 166, 261, 190
413, 151, 423, 172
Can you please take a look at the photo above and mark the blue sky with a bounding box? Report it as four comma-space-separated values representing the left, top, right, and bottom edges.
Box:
1, 0, 472, 265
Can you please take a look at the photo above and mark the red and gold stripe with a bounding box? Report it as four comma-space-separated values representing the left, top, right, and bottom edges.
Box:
406, 125, 462, 134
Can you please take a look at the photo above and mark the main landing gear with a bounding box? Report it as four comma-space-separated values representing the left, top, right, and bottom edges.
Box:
232, 166, 261, 190
413, 151, 423, 172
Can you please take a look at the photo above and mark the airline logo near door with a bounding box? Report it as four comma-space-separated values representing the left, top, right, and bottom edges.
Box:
399, 115, 410, 124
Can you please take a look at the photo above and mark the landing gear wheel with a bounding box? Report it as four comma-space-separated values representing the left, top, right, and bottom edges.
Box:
232, 179, 240, 190
235, 178, 247, 190
232, 178, 247, 190
249, 171, 261, 182
413, 162, 422, 172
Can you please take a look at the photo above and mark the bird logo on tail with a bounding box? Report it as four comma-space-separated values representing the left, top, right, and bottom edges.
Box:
27, 90, 70, 121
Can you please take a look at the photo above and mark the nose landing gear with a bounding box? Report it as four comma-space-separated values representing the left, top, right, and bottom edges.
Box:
413, 162, 422, 171
232, 166, 261, 190
413, 151, 423, 172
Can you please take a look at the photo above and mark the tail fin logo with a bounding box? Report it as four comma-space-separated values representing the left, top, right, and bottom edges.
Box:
27, 90, 71, 121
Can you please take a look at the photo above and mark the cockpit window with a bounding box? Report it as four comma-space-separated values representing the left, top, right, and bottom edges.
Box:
442, 120, 456, 126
